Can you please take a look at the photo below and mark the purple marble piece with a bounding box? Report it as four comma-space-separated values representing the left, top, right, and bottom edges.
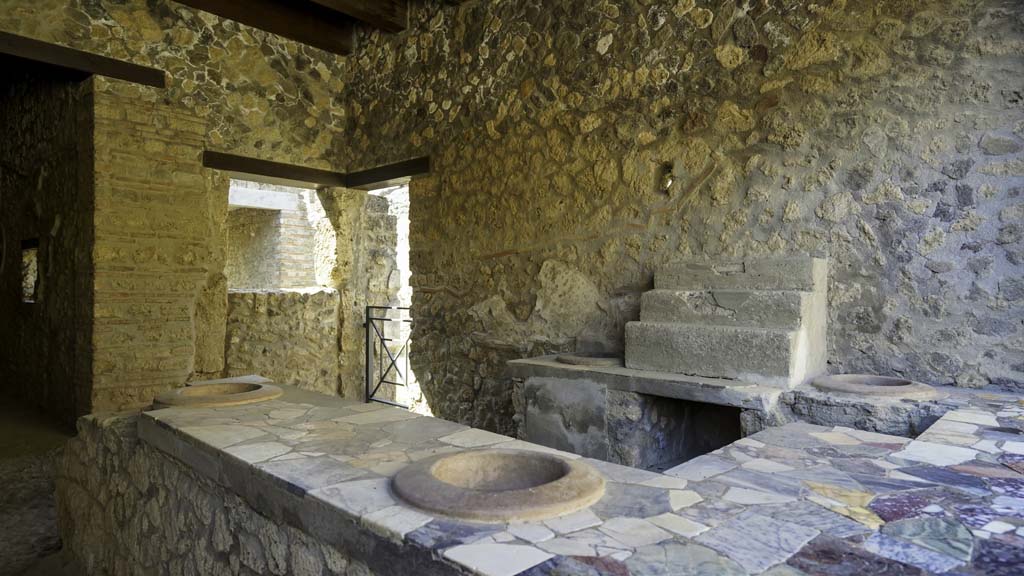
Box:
951, 461, 1023, 479
850, 473, 932, 494
862, 533, 965, 573
869, 491, 935, 522
952, 503, 1024, 529
899, 465, 990, 494
787, 535, 925, 576
520, 555, 629, 576
973, 538, 1024, 576
831, 458, 891, 477
990, 478, 1024, 499
406, 519, 501, 550
589, 482, 671, 519
999, 454, 1024, 475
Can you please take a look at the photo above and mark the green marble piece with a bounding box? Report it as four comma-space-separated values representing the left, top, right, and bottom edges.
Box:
882, 516, 973, 562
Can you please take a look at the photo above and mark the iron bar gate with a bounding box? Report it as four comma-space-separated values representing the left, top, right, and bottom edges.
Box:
364, 305, 412, 408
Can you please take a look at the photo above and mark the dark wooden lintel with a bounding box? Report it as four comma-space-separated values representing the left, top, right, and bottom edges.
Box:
174, 0, 355, 56
0, 32, 166, 88
345, 157, 430, 190
308, 0, 407, 33
203, 151, 347, 188
203, 152, 431, 190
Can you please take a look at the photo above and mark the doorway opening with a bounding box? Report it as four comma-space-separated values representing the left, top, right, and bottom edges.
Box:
369, 185, 428, 414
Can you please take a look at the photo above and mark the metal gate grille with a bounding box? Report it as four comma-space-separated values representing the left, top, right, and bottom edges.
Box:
364, 305, 411, 408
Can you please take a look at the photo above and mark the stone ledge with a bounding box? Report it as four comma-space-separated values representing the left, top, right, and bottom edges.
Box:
507, 355, 783, 412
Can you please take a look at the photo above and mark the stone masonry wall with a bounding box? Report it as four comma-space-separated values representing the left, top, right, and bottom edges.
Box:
0, 1, 354, 171
0, 69, 94, 425
329, 0, 1024, 432
226, 185, 320, 290
317, 191, 400, 400
56, 413, 375, 576
4, 0, 1021, 435
225, 290, 341, 396
226, 208, 283, 289
91, 82, 228, 411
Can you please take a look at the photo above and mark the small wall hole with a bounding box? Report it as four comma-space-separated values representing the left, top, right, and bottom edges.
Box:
21, 238, 39, 303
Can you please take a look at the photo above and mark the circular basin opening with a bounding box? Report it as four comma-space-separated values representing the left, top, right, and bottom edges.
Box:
811, 374, 944, 401
431, 450, 571, 491
152, 382, 283, 409
393, 449, 606, 523
178, 383, 262, 397
829, 375, 913, 387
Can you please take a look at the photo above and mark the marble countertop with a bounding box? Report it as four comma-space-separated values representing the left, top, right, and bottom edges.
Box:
139, 385, 1024, 575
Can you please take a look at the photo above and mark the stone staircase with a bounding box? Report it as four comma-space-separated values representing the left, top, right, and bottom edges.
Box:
625, 257, 828, 389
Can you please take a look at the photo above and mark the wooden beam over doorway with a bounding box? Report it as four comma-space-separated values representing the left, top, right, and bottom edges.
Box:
344, 157, 431, 190
204, 151, 432, 191
203, 151, 347, 188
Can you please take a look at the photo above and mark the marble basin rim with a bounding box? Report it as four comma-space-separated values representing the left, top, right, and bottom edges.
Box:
152, 382, 284, 409
811, 373, 945, 400
392, 448, 606, 523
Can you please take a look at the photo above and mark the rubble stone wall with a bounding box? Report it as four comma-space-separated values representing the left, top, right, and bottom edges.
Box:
336, 0, 1024, 432
56, 413, 375, 576
2, 1, 1021, 433
225, 290, 341, 395
225, 186, 320, 291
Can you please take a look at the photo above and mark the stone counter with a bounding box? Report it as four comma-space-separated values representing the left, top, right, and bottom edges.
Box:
57, 385, 1024, 575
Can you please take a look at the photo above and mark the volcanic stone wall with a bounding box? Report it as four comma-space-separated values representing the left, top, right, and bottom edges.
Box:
0, 70, 94, 423
335, 0, 1024, 432
2, 1, 1021, 434
57, 413, 376, 576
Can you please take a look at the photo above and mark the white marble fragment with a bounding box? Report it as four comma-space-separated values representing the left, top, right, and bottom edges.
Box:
362, 505, 433, 541
438, 428, 513, 448
669, 489, 704, 511
890, 441, 978, 466
598, 517, 671, 547
443, 544, 552, 576
646, 513, 710, 538
723, 487, 796, 505
507, 523, 555, 543
543, 509, 602, 534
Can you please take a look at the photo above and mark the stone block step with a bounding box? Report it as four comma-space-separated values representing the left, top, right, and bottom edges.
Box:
624, 322, 823, 388
639, 289, 807, 329
655, 257, 827, 292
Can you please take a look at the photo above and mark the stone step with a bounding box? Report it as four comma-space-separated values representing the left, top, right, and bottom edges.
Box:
655, 257, 827, 292
639, 289, 807, 329
624, 322, 824, 388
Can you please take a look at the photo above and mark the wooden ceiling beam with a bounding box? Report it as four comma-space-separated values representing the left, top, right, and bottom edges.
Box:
0, 32, 166, 88
345, 157, 430, 190
307, 0, 407, 33
174, 0, 356, 56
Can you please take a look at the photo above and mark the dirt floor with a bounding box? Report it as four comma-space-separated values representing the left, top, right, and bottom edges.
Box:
0, 400, 74, 576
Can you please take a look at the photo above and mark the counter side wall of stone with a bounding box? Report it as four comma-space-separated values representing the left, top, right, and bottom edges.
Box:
56, 413, 377, 576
